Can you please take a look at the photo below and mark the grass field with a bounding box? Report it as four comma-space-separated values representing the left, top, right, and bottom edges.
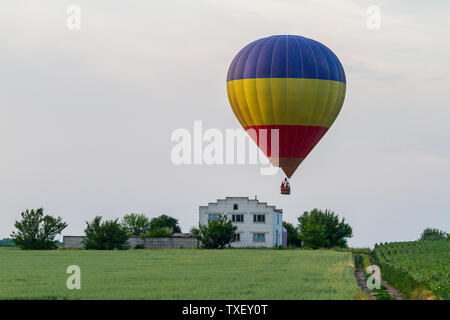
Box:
0, 247, 359, 300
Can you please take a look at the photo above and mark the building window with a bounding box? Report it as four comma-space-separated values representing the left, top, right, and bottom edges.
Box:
253, 233, 265, 242
232, 214, 244, 222
233, 204, 238, 210
253, 214, 265, 223
233, 233, 241, 242
277, 214, 280, 225
208, 214, 221, 222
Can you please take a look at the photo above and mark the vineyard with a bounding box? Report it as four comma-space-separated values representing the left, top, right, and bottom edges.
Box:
373, 240, 449, 299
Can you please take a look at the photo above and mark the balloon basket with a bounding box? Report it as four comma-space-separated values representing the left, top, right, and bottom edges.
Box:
281, 186, 291, 195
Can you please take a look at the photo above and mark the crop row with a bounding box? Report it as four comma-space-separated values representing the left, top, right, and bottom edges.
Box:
373, 240, 449, 299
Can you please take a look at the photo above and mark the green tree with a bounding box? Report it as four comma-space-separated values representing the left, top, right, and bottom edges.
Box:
419, 228, 448, 241
190, 216, 237, 249
149, 215, 181, 234
83, 216, 129, 250
121, 213, 151, 236
10, 208, 67, 250
282, 222, 302, 247
297, 209, 352, 249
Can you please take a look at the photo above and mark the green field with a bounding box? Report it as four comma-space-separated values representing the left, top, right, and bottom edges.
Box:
0, 247, 358, 299
373, 240, 450, 299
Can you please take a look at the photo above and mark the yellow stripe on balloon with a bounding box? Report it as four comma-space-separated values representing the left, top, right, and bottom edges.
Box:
226, 78, 346, 128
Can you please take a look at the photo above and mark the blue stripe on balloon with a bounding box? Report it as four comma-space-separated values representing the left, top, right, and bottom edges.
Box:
227, 35, 346, 83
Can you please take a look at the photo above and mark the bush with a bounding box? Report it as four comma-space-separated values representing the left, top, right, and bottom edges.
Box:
297, 209, 352, 249
359, 254, 372, 272
83, 216, 129, 250
282, 222, 301, 247
190, 216, 237, 249
10, 208, 67, 250
142, 227, 173, 238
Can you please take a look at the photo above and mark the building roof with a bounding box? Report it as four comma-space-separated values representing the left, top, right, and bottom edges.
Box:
199, 196, 282, 213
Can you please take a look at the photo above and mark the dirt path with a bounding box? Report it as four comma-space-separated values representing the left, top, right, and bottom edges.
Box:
354, 270, 376, 300
380, 279, 404, 300
354, 254, 405, 300
368, 254, 405, 300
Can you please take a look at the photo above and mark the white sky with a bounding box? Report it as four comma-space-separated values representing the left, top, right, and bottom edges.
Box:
1, 0, 449, 247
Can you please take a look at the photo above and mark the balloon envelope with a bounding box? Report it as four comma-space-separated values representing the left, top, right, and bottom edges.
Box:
226, 35, 346, 178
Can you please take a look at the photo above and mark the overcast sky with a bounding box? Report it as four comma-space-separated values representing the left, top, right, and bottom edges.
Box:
1, 0, 449, 247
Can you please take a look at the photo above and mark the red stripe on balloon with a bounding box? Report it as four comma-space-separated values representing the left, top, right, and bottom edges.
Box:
244, 125, 329, 159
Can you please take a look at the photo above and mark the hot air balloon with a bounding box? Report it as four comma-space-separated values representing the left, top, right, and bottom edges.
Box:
226, 35, 346, 194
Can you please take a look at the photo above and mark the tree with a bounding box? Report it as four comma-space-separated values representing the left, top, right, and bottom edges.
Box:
149, 215, 181, 234
83, 216, 129, 250
10, 208, 67, 250
419, 228, 448, 241
297, 209, 352, 249
283, 222, 302, 247
190, 216, 237, 249
121, 213, 151, 236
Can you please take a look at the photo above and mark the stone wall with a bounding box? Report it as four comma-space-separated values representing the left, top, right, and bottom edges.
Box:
63, 236, 198, 249
63, 236, 85, 249
142, 237, 198, 249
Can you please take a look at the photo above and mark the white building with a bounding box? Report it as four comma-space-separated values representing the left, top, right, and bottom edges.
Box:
199, 197, 284, 248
